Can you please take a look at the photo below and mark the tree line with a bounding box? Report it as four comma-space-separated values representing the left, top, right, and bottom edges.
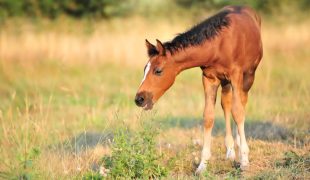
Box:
0, 0, 309, 19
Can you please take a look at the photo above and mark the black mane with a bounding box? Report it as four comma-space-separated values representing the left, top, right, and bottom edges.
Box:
164, 10, 231, 54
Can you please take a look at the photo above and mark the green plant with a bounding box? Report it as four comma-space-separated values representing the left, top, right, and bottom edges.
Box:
17, 147, 41, 180
203, 168, 216, 180
276, 151, 310, 172
83, 172, 104, 180
225, 168, 241, 180
84, 125, 167, 179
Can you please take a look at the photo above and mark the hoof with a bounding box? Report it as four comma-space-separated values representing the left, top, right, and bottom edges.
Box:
240, 160, 249, 171
226, 147, 236, 160
195, 162, 206, 175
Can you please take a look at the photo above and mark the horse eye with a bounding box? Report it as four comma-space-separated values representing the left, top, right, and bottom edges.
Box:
154, 68, 163, 76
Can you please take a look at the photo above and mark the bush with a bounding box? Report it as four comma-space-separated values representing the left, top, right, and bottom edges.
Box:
84, 125, 167, 179
1, 0, 310, 20
0, 0, 135, 19
174, 0, 310, 14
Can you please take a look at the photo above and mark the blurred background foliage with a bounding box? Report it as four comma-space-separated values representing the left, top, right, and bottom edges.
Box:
0, 0, 309, 20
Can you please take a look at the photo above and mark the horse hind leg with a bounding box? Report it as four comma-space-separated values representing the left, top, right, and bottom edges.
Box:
231, 71, 253, 170
234, 72, 254, 155
243, 70, 256, 93
221, 82, 236, 160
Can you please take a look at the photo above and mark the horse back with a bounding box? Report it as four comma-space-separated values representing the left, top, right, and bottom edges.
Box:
201, 6, 263, 87
221, 6, 263, 71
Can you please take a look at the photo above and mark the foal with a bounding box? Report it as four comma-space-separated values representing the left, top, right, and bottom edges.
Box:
135, 6, 263, 173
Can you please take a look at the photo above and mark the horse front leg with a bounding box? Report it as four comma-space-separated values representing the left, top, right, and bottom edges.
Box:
196, 74, 220, 174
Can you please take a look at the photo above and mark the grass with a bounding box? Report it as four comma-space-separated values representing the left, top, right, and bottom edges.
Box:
97, 125, 167, 179
0, 16, 309, 179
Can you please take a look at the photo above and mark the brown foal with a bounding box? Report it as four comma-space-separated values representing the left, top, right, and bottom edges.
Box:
135, 6, 263, 173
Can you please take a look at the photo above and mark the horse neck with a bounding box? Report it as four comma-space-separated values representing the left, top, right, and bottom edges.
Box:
173, 43, 215, 72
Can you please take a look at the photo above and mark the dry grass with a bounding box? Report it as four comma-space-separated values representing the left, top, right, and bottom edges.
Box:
1, 17, 310, 65
0, 16, 309, 179
0, 17, 188, 65
158, 128, 309, 178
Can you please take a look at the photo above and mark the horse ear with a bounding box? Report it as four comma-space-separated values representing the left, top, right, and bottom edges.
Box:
145, 39, 158, 57
156, 39, 165, 56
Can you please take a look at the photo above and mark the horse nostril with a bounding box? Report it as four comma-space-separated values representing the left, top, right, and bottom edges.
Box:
135, 96, 145, 106
138, 96, 144, 104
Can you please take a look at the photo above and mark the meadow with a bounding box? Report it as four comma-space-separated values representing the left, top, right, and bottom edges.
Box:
0, 15, 309, 179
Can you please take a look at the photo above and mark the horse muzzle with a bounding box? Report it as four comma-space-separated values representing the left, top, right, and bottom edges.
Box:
135, 91, 153, 110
